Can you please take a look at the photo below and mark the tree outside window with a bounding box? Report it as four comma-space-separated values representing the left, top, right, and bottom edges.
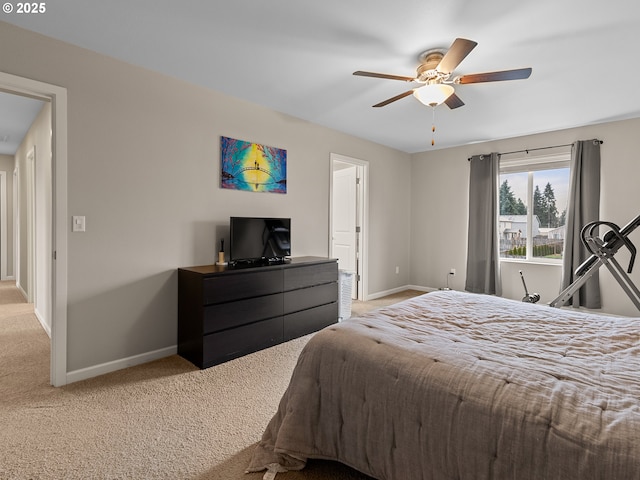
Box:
499, 164, 570, 261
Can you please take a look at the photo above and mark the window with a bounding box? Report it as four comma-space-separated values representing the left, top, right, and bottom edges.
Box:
499, 153, 570, 262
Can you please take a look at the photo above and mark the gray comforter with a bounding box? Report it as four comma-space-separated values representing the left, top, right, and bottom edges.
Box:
247, 290, 640, 479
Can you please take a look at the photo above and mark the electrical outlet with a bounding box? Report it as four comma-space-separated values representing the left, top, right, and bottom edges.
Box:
450, 268, 456, 276
395, 266, 400, 274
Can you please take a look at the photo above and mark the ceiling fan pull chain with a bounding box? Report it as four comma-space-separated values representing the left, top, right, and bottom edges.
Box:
431, 106, 436, 146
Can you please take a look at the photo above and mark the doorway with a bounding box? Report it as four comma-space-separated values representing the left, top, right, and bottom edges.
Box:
0, 71, 68, 387
330, 153, 368, 301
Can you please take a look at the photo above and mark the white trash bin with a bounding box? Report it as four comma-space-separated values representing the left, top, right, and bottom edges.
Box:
338, 270, 355, 321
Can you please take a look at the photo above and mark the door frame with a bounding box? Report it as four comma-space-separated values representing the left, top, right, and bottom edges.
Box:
26, 147, 36, 303
0, 170, 6, 280
329, 153, 369, 301
0, 71, 68, 387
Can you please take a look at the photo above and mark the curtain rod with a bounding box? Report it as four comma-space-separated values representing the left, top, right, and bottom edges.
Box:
468, 139, 603, 161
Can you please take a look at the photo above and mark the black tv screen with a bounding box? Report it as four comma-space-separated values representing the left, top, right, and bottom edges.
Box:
230, 217, 291, 263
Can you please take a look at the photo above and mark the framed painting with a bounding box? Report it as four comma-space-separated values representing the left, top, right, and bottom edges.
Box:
220, 136, 287, 194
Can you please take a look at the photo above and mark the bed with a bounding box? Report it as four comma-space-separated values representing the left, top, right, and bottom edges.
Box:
247, 290, 640, 479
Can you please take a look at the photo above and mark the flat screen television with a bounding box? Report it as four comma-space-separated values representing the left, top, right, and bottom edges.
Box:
229, 217, 291, 265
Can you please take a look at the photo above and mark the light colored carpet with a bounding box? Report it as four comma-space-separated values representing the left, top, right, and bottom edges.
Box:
0, 280, 423, 479
350, 289, 426, 317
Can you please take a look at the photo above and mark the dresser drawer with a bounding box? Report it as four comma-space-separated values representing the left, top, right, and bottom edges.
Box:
284, 302, 338, 341
204, 293, 283, 334
203, 269, 282, 304
283, 262, 338, 290
178, 258, 338, 369
202, 316, 283, 367
284, 282, 338, 314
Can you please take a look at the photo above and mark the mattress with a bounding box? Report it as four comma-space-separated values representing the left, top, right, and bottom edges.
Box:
247, 290, 640, 479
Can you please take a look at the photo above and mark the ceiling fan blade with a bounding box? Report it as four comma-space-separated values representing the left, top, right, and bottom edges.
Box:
456, 67, 532, 84
437, 38, 478, 74
372, 89, 414, 107
353, 71, 416, 82
444, 93, 465, 109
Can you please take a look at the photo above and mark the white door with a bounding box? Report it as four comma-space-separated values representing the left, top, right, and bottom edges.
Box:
26, 148, 36, 304
332, 165, 358, 298
0, 171, 5, 280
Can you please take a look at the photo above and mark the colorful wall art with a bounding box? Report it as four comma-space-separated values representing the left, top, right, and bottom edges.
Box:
220, 136, 287, 193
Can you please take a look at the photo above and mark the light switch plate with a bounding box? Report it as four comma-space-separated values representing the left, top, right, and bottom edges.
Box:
72, 216, 86, 232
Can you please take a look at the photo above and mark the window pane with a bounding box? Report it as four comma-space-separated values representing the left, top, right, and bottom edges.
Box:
499, 172, 528, 259
532, 168, 569, 260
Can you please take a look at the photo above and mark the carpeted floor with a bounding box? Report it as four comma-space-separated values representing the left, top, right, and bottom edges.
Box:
0, 281, 423, 479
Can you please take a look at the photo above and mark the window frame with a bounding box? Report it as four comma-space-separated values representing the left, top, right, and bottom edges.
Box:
499, 152, 571, 265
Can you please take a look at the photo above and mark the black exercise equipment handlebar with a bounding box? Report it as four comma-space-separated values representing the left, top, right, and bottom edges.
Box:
550, 213, 640, 310
575, 213, 640, 276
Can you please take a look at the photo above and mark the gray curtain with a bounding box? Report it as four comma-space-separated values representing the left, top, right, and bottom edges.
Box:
465, 153, 501, 295
560, 139, 602, 308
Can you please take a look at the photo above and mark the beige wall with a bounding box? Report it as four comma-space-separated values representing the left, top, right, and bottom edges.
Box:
0, 22, 411, 375
0, 153, 14, 278
411, 117, 640, 317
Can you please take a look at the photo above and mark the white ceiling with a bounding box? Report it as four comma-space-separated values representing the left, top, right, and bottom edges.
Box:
3, 0, 640, 153
0, 92, 44, 155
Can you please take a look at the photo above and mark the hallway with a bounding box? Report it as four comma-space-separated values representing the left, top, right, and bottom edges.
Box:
0, 280, 50, 401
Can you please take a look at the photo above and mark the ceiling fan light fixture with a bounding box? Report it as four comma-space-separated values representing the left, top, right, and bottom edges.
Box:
413, 83, 455, 107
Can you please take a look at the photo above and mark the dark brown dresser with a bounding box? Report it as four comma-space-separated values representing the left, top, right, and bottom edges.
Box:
178, 256, 338, 368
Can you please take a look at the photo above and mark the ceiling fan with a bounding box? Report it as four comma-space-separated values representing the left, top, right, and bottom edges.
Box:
353, 38, 532, 109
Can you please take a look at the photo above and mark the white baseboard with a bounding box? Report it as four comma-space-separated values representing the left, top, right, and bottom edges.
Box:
365, 284, 435, 301
62, 285, 442, 383
34, 306, 51, 338
406, 284, 438, 293
17, 282, 27, 301
66, 345, 178, 384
